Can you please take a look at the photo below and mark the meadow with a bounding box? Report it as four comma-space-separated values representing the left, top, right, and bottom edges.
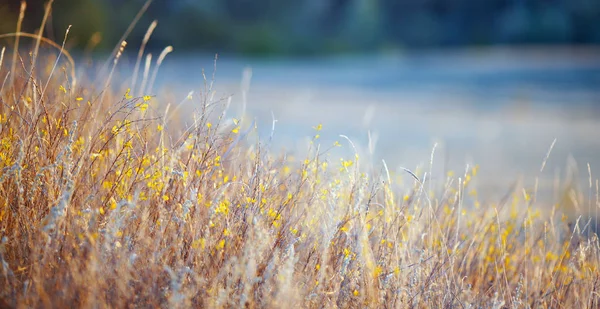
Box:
1, 12, 600, 309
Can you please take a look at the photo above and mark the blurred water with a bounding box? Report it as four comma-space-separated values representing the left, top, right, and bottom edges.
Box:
157, 47, 600, 106
146, 47, 600, 200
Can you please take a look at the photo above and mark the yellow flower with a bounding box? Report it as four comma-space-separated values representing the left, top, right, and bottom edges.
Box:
191, 238, 205, 249
373, 266, 383, 277
339, 159, 353, 171
102, 181, 113, 190
125, 88, 133, 99
111, 125, 121, 135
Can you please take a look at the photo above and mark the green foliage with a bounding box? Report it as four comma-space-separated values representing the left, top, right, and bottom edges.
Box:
4, 0, 600, 55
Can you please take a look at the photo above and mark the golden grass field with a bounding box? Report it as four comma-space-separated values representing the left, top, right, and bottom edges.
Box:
1, 6, 600, 308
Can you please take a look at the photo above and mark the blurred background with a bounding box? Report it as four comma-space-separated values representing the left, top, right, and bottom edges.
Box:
2, 0, 600, 54
1, 0, 600, 198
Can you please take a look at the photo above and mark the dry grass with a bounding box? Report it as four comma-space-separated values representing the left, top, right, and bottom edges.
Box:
1, 17, 600, 309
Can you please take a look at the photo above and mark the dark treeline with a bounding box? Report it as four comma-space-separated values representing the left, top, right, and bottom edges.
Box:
1, 0, 599, 55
